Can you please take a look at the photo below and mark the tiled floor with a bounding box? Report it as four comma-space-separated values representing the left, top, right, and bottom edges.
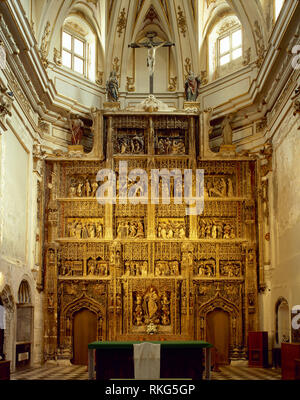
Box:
11, 364, 282, 380
210, 366, 281, 380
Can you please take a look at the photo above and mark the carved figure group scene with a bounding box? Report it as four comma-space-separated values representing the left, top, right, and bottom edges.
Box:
204, 176, 235, 198
59, 257, 109, 277
155, 261, 180, 276
220, 261, 242, 277
157, 218, 186, 239
67, 218, 103, 239
124, 261, 148, 276
114, 132, 145, 154
116, 175, 147, 198
156, 135, 186, 155
59, 260, 84, 277
68, 176, 99, 198
87, 258, 109, 276
198, 218, 236, 239
117, 219, 145, 239
133, 287, 171, 327
195, 258, 216, 277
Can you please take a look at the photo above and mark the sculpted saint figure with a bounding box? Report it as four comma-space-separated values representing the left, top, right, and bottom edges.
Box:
221, 114, 234, 145
184, 72, 201, 101
143, 287, 159, 321
106, 70, 119, 102
69, 114, 84, 145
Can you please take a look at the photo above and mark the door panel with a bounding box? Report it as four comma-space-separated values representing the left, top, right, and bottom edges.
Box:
73, 309, 97, 365
206, 309, 230, 365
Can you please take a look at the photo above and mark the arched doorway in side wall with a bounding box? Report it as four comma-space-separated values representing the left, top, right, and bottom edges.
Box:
206, 308, 230, 366
16, 280, 33, 369
72, 308, 97, 365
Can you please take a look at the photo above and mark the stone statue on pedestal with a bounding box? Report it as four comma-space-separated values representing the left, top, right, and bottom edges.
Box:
106, 71, 119, 102
184, 72, 201, 101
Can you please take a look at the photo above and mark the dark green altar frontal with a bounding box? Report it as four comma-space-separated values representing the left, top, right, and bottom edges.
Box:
88, 341, 213, 380
88, 340, 212, 349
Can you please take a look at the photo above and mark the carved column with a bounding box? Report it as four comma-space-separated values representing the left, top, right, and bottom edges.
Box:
44, 245, 59, 360
181, 242, 194, 336
147, 116, 156, 239
105, 116, 114, 239
188, 116, 198, 239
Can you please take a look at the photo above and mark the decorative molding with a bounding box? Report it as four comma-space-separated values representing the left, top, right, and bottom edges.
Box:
177, 6, 187, 38
0, 84, 14, 127
183, 101, 200, 113
217, 18, 240, 36
64, 20, 88, 37
254, 20, 265, 68
243, 48, 251, 66
0, 14, 19, 54
256, 117, 267, 133
144, 6, 159, 23
200, 70, 208, 85
126, 76, 135, 92
40, 21, 51, 68
184, 57, 192, 79
53, 48, 62, 66
33, 141, 46, 174
168, 76, 177, 92
117, 8, 127, 37
96, 71, 104, 86
259, 141, 273, 177
38, 118, 50, 135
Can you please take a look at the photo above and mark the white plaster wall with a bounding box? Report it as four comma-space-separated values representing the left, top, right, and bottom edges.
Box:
260, 111, 300, 357
1, 129, 29, 263
272, 120, 300, 307
0, 83, 44, 371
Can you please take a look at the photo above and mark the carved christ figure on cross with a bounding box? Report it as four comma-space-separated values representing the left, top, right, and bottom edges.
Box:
128, 33, 175, 93
144, 40, 166, 76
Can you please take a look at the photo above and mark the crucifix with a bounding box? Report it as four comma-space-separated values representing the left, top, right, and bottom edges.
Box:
128, 32, 175, 94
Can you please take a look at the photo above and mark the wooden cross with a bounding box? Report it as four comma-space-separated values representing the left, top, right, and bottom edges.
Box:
128, 32, 175, 94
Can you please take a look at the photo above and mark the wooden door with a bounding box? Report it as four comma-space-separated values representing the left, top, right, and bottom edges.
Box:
73, 309, 97, 365
206, 309, 230, 365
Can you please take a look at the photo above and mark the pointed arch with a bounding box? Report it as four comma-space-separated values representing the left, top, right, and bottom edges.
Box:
59, 292, 106, 359
197, 292, 241, 349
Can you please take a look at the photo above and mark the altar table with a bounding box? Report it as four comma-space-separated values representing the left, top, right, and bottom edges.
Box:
88, 341, 212, 380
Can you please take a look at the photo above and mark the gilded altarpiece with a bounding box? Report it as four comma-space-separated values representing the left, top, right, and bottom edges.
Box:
43, 112, 258, 361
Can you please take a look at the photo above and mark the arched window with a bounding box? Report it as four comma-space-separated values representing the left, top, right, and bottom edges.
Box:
274, 0, 284, 21
218, 27, 242, 67
61, 15, 96, 81
208, 15, 243, 80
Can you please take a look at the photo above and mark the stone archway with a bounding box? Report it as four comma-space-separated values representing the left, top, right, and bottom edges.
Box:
58, 293, 105, 361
